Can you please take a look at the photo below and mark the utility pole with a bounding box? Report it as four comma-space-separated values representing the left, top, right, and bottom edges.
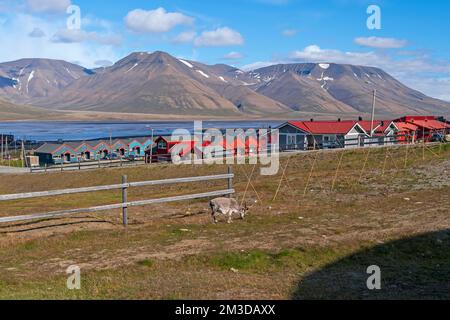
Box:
149, 128, 154, 164
370, 89, 377, 137
21, 140, 25, 168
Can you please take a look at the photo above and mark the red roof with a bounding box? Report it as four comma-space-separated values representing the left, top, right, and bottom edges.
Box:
395, 122, 419, 132
396, 116, 436, 122
288, 121, 363, 135
358, 120, 379, 132
409, 119, 450, 130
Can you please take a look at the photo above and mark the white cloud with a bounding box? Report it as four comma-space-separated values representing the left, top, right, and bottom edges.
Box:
354, 36, 408, 49
0, 13, 119, 68
290, 45, 383, 66
28, 27, 45, 38
289, 45, 450, 74
124, 7, 194, 33
282, 29, 297, 37
51, 29, 122, 46
26, 0, 71, 13
223, 51, 244, 60
172, 30, 196, 44
194, 27, 244, 47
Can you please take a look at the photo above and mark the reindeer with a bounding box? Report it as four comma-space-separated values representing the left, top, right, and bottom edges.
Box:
209, 198, 249, 224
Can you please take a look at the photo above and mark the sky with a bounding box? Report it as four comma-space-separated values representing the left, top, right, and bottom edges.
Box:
0, 0, 449, 101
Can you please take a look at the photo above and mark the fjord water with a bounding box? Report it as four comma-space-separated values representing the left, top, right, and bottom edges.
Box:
0, 121, 282, 142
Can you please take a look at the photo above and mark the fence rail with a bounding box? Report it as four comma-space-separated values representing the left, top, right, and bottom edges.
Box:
0, 169, 234, 225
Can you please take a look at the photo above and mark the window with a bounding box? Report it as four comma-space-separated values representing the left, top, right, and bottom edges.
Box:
287, 134, 297, 148
158, 140, 167, 150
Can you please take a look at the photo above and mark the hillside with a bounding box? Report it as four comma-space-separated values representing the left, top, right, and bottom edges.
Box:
0, 52, 449, 118
246, 63, 450, 116
0, 97, 52, 120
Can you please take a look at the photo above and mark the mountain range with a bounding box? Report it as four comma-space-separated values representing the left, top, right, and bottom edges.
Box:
0, 51, 449, 119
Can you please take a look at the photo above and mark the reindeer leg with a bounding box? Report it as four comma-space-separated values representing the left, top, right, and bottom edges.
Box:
211, 208, 218, 224
227, 211, 232, 224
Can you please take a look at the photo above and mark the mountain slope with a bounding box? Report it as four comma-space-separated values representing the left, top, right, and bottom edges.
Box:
246, 63, 450, 116
0, 59, 93, 103
29, 52, 291, 115
0, 96, 52, 120
0, 53, 449, 118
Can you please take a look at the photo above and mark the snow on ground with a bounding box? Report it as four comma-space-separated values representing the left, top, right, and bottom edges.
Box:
318, 63, 330, 70
196, 70, 210, 78
317, 71, 334, 90
218, 76, 228, 83
125, 63, 139, 74
12, 78, 19, 89
65, 67, 75, 78
178, 59, 193, 68
26, 70, 34, 93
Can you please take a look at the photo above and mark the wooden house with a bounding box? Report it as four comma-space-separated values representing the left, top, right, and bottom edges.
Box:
276, 120, 369, 150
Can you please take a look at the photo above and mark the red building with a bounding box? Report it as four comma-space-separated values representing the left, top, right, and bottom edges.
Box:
395, 116, 450, 142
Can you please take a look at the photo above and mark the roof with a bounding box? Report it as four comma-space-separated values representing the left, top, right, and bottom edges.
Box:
396, 116, 436, 122
35, 143, 74, 154
408, 119, 450, 130
376, 121, 398, 133
287, 121, 364, 135
357, 121, 382, 133
395, 122, 419, 132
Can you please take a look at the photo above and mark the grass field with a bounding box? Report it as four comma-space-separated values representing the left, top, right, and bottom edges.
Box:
0, 143, 449, 299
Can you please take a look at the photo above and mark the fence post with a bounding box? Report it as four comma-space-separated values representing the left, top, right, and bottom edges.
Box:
122, 175, 128, 227
228, 166, 233, 198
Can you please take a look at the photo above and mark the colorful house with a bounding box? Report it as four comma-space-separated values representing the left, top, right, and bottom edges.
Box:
34, 137, 154, 165
66, 142, 95, 161
35, 143, 78, 165
360, 120, 399, 146
89, 140, 112, 160
394, 122, 419, 144
146, 136, 196, 163
395, 116, 450, 142
276, 120, 369, 150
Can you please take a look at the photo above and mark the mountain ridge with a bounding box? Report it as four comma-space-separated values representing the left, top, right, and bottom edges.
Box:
0, 51, 449, 118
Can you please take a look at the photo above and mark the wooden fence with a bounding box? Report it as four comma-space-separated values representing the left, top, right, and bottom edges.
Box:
0, 168, 234, 226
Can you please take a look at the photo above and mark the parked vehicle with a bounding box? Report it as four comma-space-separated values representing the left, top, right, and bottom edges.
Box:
105, 153, 119, 160
431, 133, 445, 142
126, 154, 136, 162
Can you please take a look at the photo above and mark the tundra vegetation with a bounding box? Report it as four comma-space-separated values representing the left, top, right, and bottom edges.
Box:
0, 143, 449, 299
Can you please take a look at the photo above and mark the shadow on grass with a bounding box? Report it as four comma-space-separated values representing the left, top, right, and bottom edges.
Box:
293, 230, 450, 300
0, 216, 116, 233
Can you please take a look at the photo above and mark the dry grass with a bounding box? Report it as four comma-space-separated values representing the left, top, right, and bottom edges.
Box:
0, 143, 449, 299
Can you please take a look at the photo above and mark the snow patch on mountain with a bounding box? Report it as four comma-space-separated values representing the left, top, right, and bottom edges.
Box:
26, 70, 35, 93
196, 70, 210, 78
218, 76, 228, 83
125, 63, 139, 74
65, 67, 77, 79
178, 59, 193, 68
318, 63, 330, 70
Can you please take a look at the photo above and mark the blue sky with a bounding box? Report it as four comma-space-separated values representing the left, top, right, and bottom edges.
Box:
0, 0, 449, 100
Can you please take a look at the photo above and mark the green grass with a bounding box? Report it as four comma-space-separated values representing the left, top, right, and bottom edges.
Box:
137, 259, 154, 268
0, 142, 449, 299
